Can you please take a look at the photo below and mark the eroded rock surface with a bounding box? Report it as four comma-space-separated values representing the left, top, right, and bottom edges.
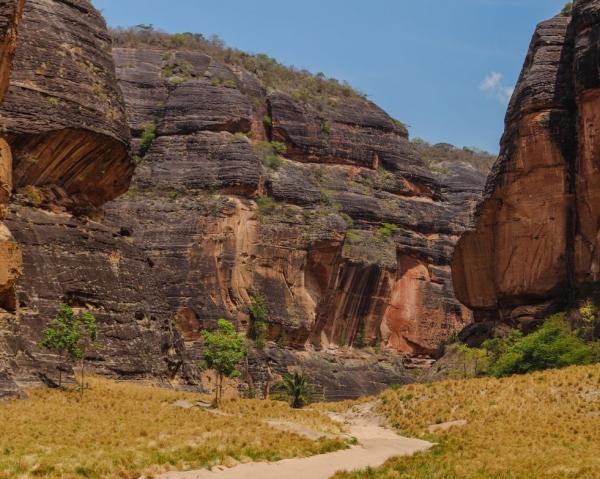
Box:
0, 0, 133, 207
106, 43, 486, 364
453, 2, 600, 334
0, 1, 192, 398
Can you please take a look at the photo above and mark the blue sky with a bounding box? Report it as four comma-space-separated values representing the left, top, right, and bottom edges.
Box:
93, 0, 568, 153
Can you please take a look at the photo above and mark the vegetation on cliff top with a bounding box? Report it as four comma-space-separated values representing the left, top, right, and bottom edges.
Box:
412, 138, 496, 175
110, 25, 364, 103
561, 2, 573, 16
332, 363, 600, 478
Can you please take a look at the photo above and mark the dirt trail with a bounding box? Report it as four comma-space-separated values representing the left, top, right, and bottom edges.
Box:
157, 402, 433, 479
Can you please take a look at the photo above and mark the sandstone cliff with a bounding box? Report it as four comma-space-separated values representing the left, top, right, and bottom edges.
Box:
0, 0, 192, 398
105, 32, 487, 365
0, 4, 488, 400
452, 0, 600, 338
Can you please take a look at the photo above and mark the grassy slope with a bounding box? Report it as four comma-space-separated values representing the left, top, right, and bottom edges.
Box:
332, 364, 600, 479
0, 377, 347, 479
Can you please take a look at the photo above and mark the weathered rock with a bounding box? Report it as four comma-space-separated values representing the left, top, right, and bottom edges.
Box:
245, 346, 415, 401
0, 0, 133, 207
0, 1, 204, 398
0, 0, 23, 103
106, 44, 486, 362
268, 92, 427, 176
135, 132, 262, 196
4, 204, 193, 386
159, 79, 252, 136
453, 3, 600, 327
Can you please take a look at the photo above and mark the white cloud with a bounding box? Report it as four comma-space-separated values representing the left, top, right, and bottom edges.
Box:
480, 72, 514, 104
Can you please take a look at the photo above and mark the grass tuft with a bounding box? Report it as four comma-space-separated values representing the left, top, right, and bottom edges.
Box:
0, 377, 348, 478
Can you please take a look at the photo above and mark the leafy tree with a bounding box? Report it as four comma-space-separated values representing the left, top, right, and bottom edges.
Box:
200, 319, 246, 406
282, 371, 309, 409
561, 2, 573, 16
39, 304, 98, 396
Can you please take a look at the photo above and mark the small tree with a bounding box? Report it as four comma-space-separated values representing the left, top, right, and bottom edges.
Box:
200, 319, 246, 407
39, 304, 98, 397
561, 2, 573, 16
282, 371, 309, 409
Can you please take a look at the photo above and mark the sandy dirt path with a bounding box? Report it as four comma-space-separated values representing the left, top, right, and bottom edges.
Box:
157, 403, 433, 479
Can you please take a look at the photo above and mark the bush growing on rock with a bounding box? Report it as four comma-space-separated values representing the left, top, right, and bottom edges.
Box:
255, 141, 287, 170
561, 2, 573, 16
248, 292, 269, 349
139, 121, 157, 156
256, 196, 276, 216
377, 223, 399, 238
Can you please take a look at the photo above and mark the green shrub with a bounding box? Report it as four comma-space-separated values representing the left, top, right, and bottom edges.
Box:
39, 304, 98, 397
262, 115, 272, 128
320, 120, 331, 135
265, 154, 284, 170
21, 185, 42, 206
255, 141, 287, 171
340, 213, 354, 227
579, 300, 599, 341
377, 223, 398, 238
345, 230, 361, 243
248, 292, 269, 349
449, 345, 491, 379
256, 196, 276, 215
561, 2, 572, 16
139, 121, 157, 156
319, 188, 334, 205
484, 315, 593, 377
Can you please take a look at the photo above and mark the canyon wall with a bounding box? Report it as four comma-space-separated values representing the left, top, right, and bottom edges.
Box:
0, 0, 193, 398
105, 42, 486, 364
453, 0, 600, 338
0, 1, 487, 399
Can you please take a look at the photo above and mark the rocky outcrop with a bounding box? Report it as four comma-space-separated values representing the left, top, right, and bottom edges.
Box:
4, 204, 191, 386
0, 3, 487, 399
0, 0, 23, 102
0, 0, 134, 207
106, 41, 486, 363
453, 1, 600, 334
0, 0, 23, 399
0, 1, 192, 398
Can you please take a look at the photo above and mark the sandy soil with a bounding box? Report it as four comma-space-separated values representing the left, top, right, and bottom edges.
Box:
157, 402, 433, 479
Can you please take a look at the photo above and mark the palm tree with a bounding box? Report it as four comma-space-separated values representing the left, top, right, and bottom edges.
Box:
282, 371, 308, 409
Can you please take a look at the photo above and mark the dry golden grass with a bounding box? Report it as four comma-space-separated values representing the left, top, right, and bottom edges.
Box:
0, 377, 348, 479
333, 364, 600, 479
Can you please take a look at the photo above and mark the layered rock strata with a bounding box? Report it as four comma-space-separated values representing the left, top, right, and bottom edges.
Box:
0, 0, 191, 398
453, 1, 600, 335
106, 44, 486, 364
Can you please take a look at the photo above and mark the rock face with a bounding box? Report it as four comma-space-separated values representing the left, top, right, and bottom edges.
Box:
0, 0, 192, 398
453, 2, 600, 334
0, 3, 487, 399
106, 42, 486, 363
0, 0, 134, 207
